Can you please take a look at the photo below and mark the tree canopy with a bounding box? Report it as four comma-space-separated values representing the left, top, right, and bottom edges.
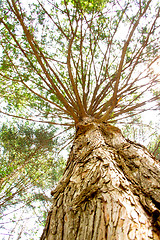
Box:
0, 121, 66, 238
0, 0, 159, 129
0, 0, 160, 238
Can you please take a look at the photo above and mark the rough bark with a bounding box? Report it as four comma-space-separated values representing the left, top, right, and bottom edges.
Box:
41, 118, 160, 240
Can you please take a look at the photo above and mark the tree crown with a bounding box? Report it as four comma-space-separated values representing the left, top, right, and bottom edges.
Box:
0, 0, 159, 128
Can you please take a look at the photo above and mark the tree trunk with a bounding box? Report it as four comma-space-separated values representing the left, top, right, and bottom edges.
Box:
40, 119, 160, 240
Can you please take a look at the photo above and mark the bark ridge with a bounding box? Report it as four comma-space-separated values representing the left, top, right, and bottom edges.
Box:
41, 120, 160, 240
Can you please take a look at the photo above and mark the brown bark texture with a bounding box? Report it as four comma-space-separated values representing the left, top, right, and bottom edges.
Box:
40, 118, 160, 240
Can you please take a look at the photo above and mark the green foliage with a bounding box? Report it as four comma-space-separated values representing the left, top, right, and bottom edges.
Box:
0, 0, 159, 125
120, 117, 160, 161
0, 121, 66, 238
0, 121, 65, 208
148, 135, 160, 161
0, 0, 159, 237
65, 0, 109, 13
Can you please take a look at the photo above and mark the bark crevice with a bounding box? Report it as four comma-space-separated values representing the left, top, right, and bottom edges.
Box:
41, 121, 160, 240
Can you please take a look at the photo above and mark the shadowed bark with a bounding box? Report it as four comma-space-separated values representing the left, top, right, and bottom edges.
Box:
0, 1, 160, 239
40, 118, 160, 240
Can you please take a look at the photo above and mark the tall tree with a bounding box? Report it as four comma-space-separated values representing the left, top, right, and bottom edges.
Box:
0, 0, 160, 239
0, 121, 65, 238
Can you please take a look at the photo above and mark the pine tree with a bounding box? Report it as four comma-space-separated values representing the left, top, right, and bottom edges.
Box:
0, 0, 160, 239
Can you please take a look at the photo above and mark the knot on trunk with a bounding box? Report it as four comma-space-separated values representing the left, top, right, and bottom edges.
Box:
75, 116, 121, 138
75, 117, 98, 136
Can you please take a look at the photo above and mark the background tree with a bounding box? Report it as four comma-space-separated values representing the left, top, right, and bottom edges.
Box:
0, 121, 65, 239
0, 0, 160, 239
119, 117, 160, 159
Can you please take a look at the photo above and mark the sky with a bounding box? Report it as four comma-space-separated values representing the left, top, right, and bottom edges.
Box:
0, 0, 160, 239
